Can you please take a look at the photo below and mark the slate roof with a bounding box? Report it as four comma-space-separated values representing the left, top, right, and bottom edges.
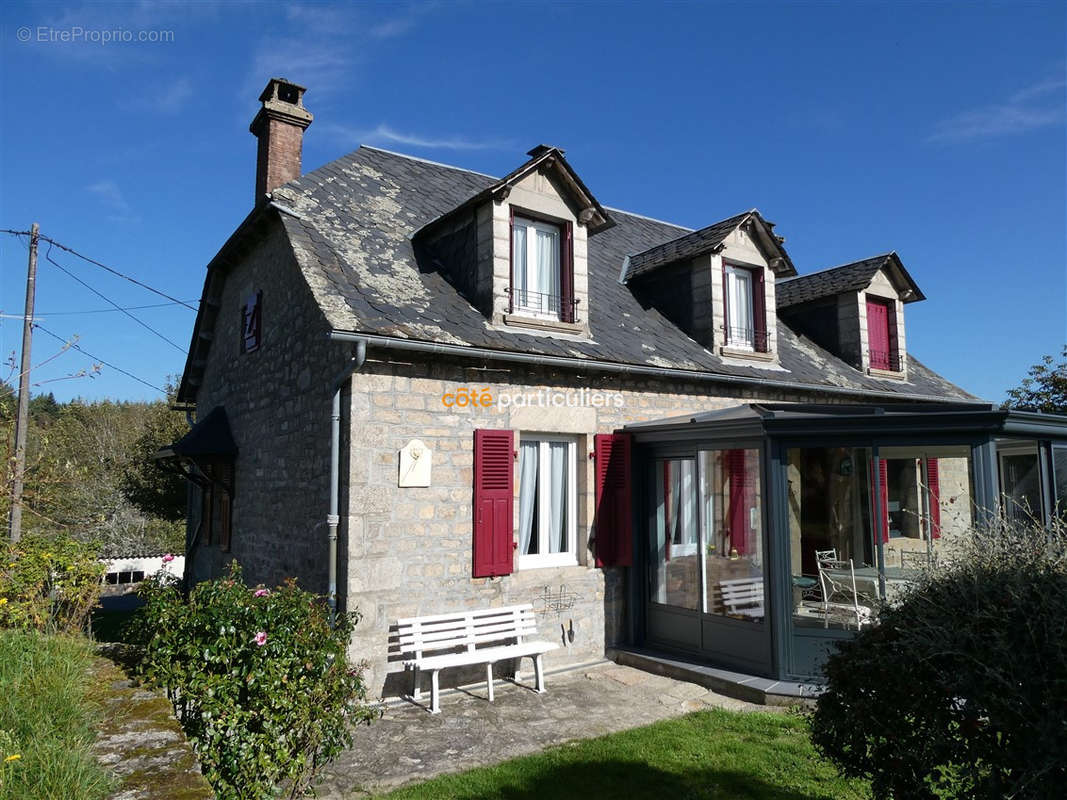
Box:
776, 253, 926, 309
623, 210, 795, 281
188, 145, 975, 404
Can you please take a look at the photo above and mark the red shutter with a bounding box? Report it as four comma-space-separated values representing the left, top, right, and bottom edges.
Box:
867, 299, 890, 370
753, 269, 767, 352
926, 457, 941, 539
594, 434, 632, 567
560, 221, 575, 323
473, 429, 514, 577
726, 450, 754, 555
870, 458, 890, 544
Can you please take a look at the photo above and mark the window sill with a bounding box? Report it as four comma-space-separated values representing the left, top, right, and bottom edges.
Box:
504, 313, 585, 335
517, 554, 579, 570
866, 366, 907, 380
719, 346, 776, 363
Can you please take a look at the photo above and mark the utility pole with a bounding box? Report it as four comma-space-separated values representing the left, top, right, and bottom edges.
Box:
8, 222, 39, 542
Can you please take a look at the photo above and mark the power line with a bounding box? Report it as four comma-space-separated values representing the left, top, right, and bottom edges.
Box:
2, 228, 199, 313
37, 300, 199, 316
2, 228, 198, 311
44, 242, 188, 354
33, 322, 167, 394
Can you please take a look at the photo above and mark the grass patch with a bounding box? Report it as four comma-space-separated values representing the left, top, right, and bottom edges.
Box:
378, 709, 870, 800
0, 631, 113, 800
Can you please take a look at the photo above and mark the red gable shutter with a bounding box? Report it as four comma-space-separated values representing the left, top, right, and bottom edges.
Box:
594, 433, 632, 567
867, 299, 890, 370
473, 429, 514, 577
870, 458, 890, 544
926, 457, 941, 539
753, 269, 767, 352
560, 221, 575, 323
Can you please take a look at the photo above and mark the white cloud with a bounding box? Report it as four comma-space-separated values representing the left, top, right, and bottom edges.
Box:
928, 75, 1066, 143
369, 1, 439, 39
87, 180, 137, 223
321, 123, 513, 151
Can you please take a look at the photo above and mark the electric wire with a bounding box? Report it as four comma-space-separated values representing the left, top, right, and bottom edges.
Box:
33, 323, 167, 394
2, 228, 198, 311
43, 242, 188, 354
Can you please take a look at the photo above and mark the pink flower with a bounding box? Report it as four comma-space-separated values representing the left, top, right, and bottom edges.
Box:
254, 631, 268, 647
161, 554, 175, 563
253, 588, 269, 598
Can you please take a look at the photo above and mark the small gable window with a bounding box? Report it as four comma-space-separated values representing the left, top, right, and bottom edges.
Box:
510, 212, 575, 323
866, 296, 900, 372
723, 263, 767, 353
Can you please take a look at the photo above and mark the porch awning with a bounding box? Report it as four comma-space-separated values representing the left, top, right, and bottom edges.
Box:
154, 406, 237, 461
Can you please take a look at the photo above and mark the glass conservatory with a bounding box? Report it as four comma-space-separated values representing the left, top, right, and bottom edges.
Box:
624, 403, 1067, 680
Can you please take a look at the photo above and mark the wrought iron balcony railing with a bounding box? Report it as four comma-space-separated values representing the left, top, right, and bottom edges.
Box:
506, 287, 580, 323
724, 326, 770, 353
868, 349, 904, 372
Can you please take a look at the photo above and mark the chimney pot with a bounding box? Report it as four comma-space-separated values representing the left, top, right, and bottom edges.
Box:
250, 77, 313, 206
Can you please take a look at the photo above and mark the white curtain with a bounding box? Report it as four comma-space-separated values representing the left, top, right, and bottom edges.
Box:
535, 227, 560, 312
680, 460, 696, 545
518, 441, 538, 555
728, 268, 753, 345
548, 442, 568, 553
668, 462, 681, 544
512, 225, 527, 308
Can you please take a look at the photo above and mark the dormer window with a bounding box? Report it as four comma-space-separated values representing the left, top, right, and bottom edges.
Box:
723, 262, 768, 353
510, 212, 575, 322
866, 296, 901, 372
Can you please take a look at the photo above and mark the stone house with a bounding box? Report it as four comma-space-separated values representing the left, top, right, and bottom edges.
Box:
171, 78, 1057, 698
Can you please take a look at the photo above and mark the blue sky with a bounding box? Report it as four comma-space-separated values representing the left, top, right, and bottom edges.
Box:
1, 0, 1064, 404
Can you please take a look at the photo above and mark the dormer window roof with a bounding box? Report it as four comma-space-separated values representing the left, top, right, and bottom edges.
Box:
622, 210, 795, 283
776, 253, 924, 309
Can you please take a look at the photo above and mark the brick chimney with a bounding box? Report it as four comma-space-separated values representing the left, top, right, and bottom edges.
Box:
250, 78, 313, 206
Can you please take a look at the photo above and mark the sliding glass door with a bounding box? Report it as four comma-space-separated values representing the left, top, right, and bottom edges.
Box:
645, 449, 771, 674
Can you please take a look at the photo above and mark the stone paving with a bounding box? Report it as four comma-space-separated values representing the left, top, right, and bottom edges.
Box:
315, 661, 773, 798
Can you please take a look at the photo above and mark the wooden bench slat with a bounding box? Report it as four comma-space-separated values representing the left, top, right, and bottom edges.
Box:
398, 626, 539, 649
397, 613, 536, 636
396, 604, 534, 626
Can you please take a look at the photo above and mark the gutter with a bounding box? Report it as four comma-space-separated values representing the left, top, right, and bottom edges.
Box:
328, 330, 984, 406
327, 339, 367, 618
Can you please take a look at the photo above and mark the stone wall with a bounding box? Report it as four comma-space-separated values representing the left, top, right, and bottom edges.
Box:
188, 222, 347, 592
341, 355, 828, 697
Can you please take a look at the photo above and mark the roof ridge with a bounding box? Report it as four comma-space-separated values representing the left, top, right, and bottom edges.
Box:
358, 145, 499, 179
778, 253, 894, 283
601, 206, 693, 231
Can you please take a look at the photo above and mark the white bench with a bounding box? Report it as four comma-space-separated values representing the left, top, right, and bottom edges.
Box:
396, 604, 558, 714
719, 577, 765, 619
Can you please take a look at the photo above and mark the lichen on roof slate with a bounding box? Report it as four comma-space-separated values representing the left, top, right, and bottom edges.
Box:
266, 145, 973, 402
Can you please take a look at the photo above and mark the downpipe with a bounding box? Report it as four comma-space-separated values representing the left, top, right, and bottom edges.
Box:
328, 338, 367, 620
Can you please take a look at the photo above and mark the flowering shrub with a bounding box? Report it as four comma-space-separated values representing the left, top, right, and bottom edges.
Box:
0, 534, 105, 633
135, 563, 375, 799
810, 516, 1067, 799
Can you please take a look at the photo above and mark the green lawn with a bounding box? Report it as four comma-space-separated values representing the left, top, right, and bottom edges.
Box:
378, 709, 871, 800
0, 631, 113, 800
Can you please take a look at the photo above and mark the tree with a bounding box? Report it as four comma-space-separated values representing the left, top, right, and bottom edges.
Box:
121, 390, 189, 523
810, 518, 1067, 799
1003, 346, 1067, 413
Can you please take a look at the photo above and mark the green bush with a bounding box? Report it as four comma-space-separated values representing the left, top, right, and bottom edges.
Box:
810, 517, 1067, 799
0, 534, 105, 634
135, 563, 375, 799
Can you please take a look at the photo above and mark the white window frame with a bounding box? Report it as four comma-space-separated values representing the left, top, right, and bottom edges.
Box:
725, 264, 756, 351
517, 434, 578, 570
512, 216, 563, 320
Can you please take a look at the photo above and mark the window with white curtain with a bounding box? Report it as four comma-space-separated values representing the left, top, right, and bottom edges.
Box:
512, 216, 562, 319
517, 434, 577, 569
725, 264, 755, 350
